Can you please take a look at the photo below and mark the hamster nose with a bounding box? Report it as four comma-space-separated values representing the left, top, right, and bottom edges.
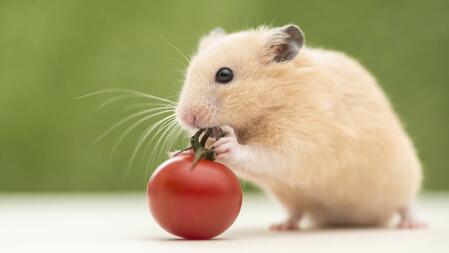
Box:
182, 111, 199, 128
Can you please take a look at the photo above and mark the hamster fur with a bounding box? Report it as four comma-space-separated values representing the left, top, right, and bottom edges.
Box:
175, 25, 424, 230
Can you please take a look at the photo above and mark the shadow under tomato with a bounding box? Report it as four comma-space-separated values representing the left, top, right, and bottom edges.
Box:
144, 235, 230, 241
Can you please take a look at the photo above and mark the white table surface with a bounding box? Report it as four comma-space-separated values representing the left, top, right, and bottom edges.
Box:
1, 193, 448, 253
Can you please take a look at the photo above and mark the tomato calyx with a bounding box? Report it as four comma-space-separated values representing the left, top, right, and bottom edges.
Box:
174, 127, 225, 170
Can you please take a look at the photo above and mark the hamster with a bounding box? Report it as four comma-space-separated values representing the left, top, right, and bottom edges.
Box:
175, 24, 425, 230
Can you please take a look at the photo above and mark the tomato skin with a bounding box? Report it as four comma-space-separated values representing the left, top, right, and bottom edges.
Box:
147, 155, 242, 239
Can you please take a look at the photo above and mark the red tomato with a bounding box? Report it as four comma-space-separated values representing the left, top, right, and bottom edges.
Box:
147, 154, 242, 239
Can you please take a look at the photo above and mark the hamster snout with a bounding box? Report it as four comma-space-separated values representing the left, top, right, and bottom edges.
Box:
176, 103, 217, 129
179, 111, 200, 128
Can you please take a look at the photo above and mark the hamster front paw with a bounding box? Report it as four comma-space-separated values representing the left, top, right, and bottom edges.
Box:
213, 125, 244, 165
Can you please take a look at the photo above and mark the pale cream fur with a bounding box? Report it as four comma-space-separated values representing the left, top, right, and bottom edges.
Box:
176, 26, 422, 227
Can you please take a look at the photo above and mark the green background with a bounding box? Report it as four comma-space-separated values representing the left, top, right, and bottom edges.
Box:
1, 0, 448, 191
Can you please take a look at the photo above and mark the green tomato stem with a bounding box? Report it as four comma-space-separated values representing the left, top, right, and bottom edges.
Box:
187, 127, 223, 170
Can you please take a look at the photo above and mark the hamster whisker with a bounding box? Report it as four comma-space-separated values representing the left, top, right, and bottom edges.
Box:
108, 112, 176, 160
92, 108, 174, 145
146, 118, 181, 170
96, 94, 176, 111
164, 125, 185, 159
95, 94, 140, 111
172, 68, 188, 77
160, 36, 191, 64
150, 123, 183, 171
150, 117, 179, 157
166, 124, 184, 153
144, 118, 182, 178
123, 102, 176, 112
125, 114, 177, 175
186, 24, 201, 38
125, 117, 176, 175
166, 57, 188, 68
142, 116, 178, 164
76, 88, 177, 105
159, 120, 182, 159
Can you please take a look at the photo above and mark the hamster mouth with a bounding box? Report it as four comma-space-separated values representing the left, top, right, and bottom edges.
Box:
209, 127, 222, 139
175, 111, 223, 138
189, 126, 222, 139
177, 118, 220, 138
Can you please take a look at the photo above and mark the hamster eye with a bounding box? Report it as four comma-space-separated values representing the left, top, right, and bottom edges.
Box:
215, 67, 233, 84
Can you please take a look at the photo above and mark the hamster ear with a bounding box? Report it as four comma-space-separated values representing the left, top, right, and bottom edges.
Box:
265, 24, 305, 62
198, 27, 226, 51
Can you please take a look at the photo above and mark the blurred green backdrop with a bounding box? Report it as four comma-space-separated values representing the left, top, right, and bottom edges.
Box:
0, 0, 448, 191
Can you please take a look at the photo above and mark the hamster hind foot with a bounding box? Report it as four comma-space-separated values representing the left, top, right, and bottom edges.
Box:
270, 214, 302, 231
397, 206, 427, 229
